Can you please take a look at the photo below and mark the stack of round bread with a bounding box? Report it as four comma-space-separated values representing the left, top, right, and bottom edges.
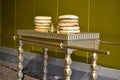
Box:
58, 14, 80, 34
34, 16, 52, 32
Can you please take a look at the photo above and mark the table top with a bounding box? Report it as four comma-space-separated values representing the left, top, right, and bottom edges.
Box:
17, 30, 100, 41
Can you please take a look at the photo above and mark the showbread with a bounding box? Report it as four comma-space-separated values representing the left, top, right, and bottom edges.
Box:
34, 20, 51, 23
59, 19, 78, 23
59, 22, 78, 27
35, 16, 52, 20
34, 16, 52, 33
35, 26, 50, 29
58, 14, 80, 34
59, 26, 80, 30
34, 28, 49, 32
59, 14, 79, 19
35, 23, 50, 26
59, 30, 80, 34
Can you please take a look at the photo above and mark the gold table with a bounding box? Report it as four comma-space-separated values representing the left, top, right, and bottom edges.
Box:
14, 30, 109, 80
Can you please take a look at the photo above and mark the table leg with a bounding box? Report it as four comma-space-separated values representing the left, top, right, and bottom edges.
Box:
18, 40, 24, 80
64, 49, 73, 80
90, 53, 98, 80
43, 48, 48, 80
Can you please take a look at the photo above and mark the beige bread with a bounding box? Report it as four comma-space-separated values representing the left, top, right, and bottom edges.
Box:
34, 20, 51, 23
58, 14, 80, 34
59, 14, 79, 19
34, 16, 52, 33
59, 30, 80, 34
59, 26, 80, 30
34, 28, 49, 32
59, 19, 78, 23
35, 23, 50, 26
59, 22, 78, 27
34, 16, 52, 20
35, 26, 50, 29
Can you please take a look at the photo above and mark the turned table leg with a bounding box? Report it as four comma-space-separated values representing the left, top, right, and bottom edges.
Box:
90, 52, 98, 80
43, 48, 48, 80
18, 40, 24, 80
64, 49, 73, 80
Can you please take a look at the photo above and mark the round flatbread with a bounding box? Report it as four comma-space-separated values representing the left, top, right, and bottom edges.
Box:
59, 14, 79, 19
34, 28, 49, 32
59, 26, 80, 30
35, 23, 50, 26
59, 30, 80, 34
59, 22, 79, 27
34, 20, 51, 23
59, 19, 78, 23
35, 26, 50, 29
34, 16, 52, 20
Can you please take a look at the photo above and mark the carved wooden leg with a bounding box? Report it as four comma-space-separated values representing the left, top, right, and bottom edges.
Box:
43, 48, 48, 80
90, 52, 98, 80
64, 49, 73, 80
18, 40, 24, 80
